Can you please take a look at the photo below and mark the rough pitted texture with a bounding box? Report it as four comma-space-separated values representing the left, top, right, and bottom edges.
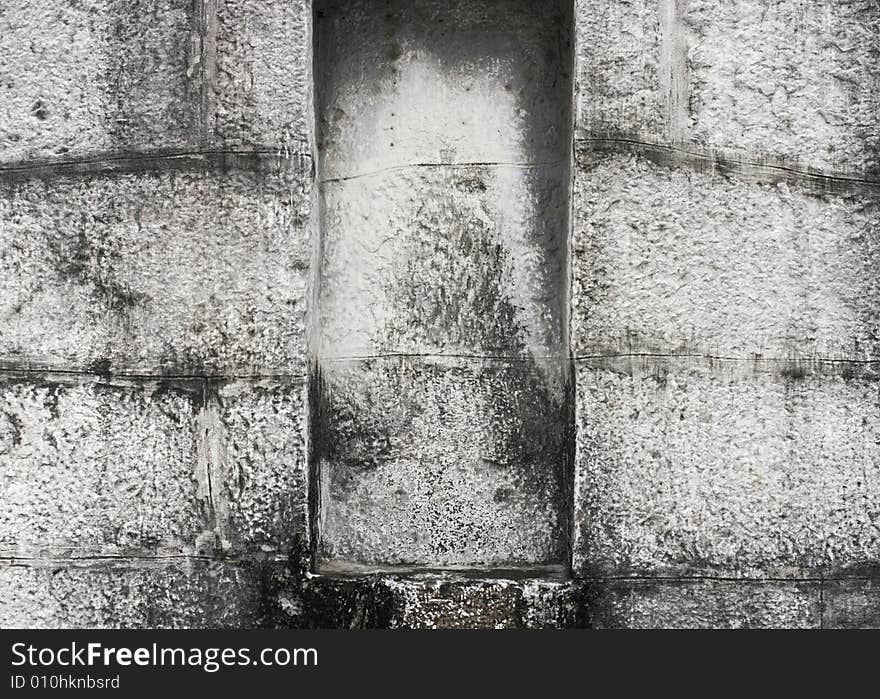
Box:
294, 574, 580, 629
0, 0, 198, 163
315, 0, 574, 178
0, 378, 307, 560
0, 378, 202, 554
573, 358, 880, 579
317, 357, 570, 567
214, 381, 308, 554
213, 0, 311, 151
686, 0, 880, 174
318, 164, 569, 359
575, 0, 880, 175
0, 167, 310, 375
822, 579, 880, 629
314, 0, 574, 572
0, 560, 290, 629
572, 152, 880, 360
3, 0, 878, 631
575, 0, 664, 140
584, 579, 822, 629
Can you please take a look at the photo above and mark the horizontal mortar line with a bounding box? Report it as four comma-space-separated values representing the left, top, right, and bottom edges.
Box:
0, 554, 289, 568
321, 351, 570, 362
314, 560, 569, 581
0, 365, 307, 383
579, 574, 880, 583
577, 136, 880, 190
0, 148, 313, 181
572, 352, 880, 366
319, 158, 567, 184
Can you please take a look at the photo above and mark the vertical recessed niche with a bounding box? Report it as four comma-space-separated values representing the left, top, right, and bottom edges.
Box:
312, 0, 575, 572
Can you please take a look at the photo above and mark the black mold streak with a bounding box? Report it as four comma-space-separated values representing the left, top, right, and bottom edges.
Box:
578, 136, 880, 198
0, 149, 312, 184
574, 352, 880, 381
46, 220, 147, 314
307, 361, 324, 570
3, 411, 24, 446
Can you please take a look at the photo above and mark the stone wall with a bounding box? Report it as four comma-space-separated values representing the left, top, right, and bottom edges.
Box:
0, 0, 312, 627
571, 0, 880, 628
1, 0, 878, 628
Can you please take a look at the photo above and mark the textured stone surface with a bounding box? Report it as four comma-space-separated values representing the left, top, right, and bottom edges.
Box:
0, 166, 310, 375
5, 0, 879, 632
575, 0, 880, 174
583, 579, 822, 629
0, 560, 291, 629
0, 378, 202, 554
295, 574, 579, 629
0, 0, 199, 163
573, 358, 880, 578
685, 0, 880, 174
212, 381, 308, 554
315, 0, 574, 179
213, 0, 311, 151
314, 0, 574, 572
316, 357, 571, 568
575, 0, 664, 141
572, 151, 880, 361
318, 164, 569, 359
822, 579, 880, 629
0, 377, 307, 557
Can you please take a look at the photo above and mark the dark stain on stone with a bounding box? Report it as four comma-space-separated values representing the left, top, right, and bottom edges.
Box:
87, 358, 113, 379
42, 384, 62, 421
455, 175, 486, 193
297, 575, 583, 629
297, 576, 395, 629
45, 212, 147, 314
316, 362, 406, 501
781, 363, 807, 381
384, 184, 527, 354
3, 411, 24, 447
31, 99, 48, 121
839, 362, 858, 382
493, 487, 511, 503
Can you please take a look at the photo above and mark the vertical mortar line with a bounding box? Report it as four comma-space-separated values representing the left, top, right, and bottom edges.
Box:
305, 1, 324, 572
196, 377, 230, 552
306, 366, 323, 572
564, 0, 579, 578
660, 0, 690, 144
192, 0, 218, 147
195, 377, 217, 546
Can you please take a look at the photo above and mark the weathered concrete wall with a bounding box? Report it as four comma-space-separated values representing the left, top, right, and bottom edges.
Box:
312, 0, 574, 570
0, 166, 310, 375
0, 0, 199, 162
0, 0, 311, 628
0, 560, 293, 629
572, 0, 880, 627
576, 0, 880, 175
292, 573, 579, 629
0, 0, 312, 160
2, 0, 879, 629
